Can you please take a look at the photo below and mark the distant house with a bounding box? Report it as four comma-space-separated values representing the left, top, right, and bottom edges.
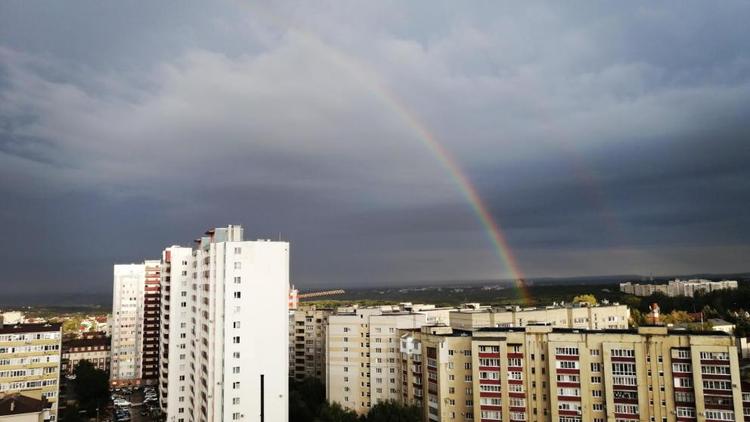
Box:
708, 318, 735, 334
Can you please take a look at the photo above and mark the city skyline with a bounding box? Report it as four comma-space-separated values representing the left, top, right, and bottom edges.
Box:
2, 1, 750, 294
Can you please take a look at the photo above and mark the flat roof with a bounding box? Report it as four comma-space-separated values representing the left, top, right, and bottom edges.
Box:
474, 325, 730, 337
0, 323, 61, 335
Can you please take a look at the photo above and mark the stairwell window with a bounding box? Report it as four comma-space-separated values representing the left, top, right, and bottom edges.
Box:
234, 262, 241, 269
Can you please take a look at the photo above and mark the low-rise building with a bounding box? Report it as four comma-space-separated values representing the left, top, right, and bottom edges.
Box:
0, 392, 51, 422
61, 333, 110, 375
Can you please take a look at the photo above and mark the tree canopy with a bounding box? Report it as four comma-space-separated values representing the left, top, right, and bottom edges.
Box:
572, 294, 597, 305
72, 360, 109, 416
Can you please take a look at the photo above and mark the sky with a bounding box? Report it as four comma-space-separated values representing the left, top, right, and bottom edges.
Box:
1, 1, 749, 294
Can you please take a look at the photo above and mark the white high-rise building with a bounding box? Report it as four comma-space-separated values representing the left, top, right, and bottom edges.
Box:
111, 263, 146, 385
160, 225, 289, 422
159, 245, 193, 419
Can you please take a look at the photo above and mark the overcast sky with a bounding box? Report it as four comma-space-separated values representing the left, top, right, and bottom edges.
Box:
2, 1, 749, 294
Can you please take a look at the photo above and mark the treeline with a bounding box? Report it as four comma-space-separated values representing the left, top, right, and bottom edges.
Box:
290, 378, 420, 422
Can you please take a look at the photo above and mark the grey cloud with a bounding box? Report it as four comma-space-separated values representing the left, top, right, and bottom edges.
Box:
1, 1, 749, 293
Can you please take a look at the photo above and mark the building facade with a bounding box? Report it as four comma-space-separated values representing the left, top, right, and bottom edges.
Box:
449, 303, 630, 331
160, 225, 289, 422
159, 245, 193, 420
0, 323, 61, 422
399, 325, 746, 422
111, 263, 146, 385
325, 306, 430, 415
61, 333, 110, 375
289, 307, 332, 382
141, 260, 161, 384
620, 279, 739, 298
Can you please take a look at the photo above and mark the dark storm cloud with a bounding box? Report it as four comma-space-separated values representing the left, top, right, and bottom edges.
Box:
1, 1, 750, 293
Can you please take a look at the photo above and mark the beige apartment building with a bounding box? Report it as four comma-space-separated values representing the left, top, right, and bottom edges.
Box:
399, 325, 748, 422
0, 323, 62, 422
325, 306, 430, 414
449, 303, 629, 331
289, 306, 332, 382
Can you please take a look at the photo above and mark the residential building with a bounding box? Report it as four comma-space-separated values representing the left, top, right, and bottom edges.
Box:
141, 260, 161, 384
325, 305, 430, 414
289, 306, 332, 382
449, 303, 629, 330
159, 245, 193, 420
620, 279, 738, 297
111, 262, 153, 386
61, 333, 110, 375
399, 324, 745, 422
400, 326, 474, 421
0, 323, 62, 421
160, 225, 289, 422
0, 392, 51, 422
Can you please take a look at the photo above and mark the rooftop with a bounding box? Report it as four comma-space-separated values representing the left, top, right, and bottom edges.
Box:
0, 322, 61, 335
0, 394, 48, 416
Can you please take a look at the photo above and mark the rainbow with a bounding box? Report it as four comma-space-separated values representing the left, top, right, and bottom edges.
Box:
371, 92, 533, 305
238, 7, 533, 303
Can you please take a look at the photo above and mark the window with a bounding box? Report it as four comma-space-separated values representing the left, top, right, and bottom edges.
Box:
555, 347, 579, 356
612, 349, 635, 357
234, 262, 241, 269
233, 321, 240, 328
232, 397, 240, 405
233, 336, 240, 344
591, 362, 601, 372
232, 366, 240, 374
234, 276, 241, 284
672, 363, 691, 373
234, 247, 242, 254
232, 382, 240, 389
700, 351, 730, 360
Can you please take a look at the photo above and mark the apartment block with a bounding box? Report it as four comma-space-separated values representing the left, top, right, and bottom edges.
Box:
399, 324, 746, 422
450, 303, 629, 331
400, 326, 475, 421
158, 245, 193, 420
0, 323, 62, 422
620, 279, 739, 298
325, 306, 430, 414
111, 261, 161, 386
160, 225, 289, 422
289, 306, 332, 382
141, 260, 161, 383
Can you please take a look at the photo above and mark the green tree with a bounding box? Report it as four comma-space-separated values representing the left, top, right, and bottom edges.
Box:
60, 404, 84, 422
572, 294, 597, 306
630, 309, 646, 327
362, 400, 421, 422
317, 402, 359, 422
661, 310, 694, 325
72, 360, 109, 416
